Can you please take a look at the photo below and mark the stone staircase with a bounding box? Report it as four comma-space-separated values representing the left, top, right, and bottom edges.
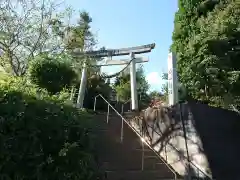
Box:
92, 112, 182, 180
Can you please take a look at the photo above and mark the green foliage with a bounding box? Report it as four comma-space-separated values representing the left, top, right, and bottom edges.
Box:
29, 56, 77, 94
0, 76, 101, 180
69, 74, 112, 110
115, 82, 131, 101
84, 75, 112, 110
172, 0, 240, 108
65, 11, 96, 52
64, 10, 102, 92
89, 75, 112, 97
113, 65, 149, 102
0, 0, 73, 75
65, 11, 98, 73
149, 90, 163, 99
160, 72, 169, 102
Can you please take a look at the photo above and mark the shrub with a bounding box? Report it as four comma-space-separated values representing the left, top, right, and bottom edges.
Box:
29, 56, 77, 94
0, 77, 101, 180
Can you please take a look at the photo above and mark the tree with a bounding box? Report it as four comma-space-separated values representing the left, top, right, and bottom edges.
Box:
171, 0, 240, 108
65, 11, 97, 70
115, 82, 131, 102
65, 11, 98, 76
113, 65, 149, 102
160, 72, 168, 102
29, 56, 77, 94
149, 90, 161, 98
66, 11, 96, 52
0, 0, 73, 76
137, 65, 150, 96
149, 90, 164, 100
64, 11, 106, 104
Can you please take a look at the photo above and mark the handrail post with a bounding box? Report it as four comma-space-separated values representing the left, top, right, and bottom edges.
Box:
141, 139, 144, 171
121, 104, 124, 114
107, 104, 110, 124
197, 168, 200, 179
165, 145, 168, 162
94, 96, 97, 111
120, 117, 124, 142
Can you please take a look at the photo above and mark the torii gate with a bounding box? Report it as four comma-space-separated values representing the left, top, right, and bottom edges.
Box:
72, 43, 155, 110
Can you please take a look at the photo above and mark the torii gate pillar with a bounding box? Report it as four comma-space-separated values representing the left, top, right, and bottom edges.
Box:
130, 52, 138, 111
76, 62, 87, 108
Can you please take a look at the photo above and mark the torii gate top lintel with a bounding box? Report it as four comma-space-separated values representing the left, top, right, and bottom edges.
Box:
73, 43, 155, 58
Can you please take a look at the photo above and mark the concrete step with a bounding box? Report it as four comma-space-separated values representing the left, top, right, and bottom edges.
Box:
94, 112, 138, 129
100, 157, 172, 172
134, 148, 163, 157
93, 114, 163, 159
93, 115, 142, 144
104, 170, 176, 180
96, 136, 173, 174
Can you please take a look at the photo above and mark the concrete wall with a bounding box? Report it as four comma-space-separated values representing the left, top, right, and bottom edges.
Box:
187, 100, 240, 180
129, 101, 240, 180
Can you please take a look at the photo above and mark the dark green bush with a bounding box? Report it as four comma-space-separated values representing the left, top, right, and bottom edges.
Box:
0, 77, 101, 180
29, 56, 77, 94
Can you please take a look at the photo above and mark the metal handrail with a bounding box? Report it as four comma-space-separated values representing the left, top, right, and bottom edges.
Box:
131, 108, 213, 180
94, 94, 177, 180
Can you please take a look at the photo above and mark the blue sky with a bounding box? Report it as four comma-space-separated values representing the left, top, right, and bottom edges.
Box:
65, 0, 178, 92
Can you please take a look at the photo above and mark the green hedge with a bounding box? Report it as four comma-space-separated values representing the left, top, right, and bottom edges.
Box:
0, 76, 101, 180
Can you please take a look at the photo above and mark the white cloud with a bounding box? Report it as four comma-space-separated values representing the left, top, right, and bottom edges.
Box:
146, 72, 162, 85
146, 72, 166, 92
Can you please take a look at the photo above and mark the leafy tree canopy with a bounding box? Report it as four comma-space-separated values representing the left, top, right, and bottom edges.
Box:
29, 55, 77, 94
113, 65, 149, 102
171, 0, 240, 107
